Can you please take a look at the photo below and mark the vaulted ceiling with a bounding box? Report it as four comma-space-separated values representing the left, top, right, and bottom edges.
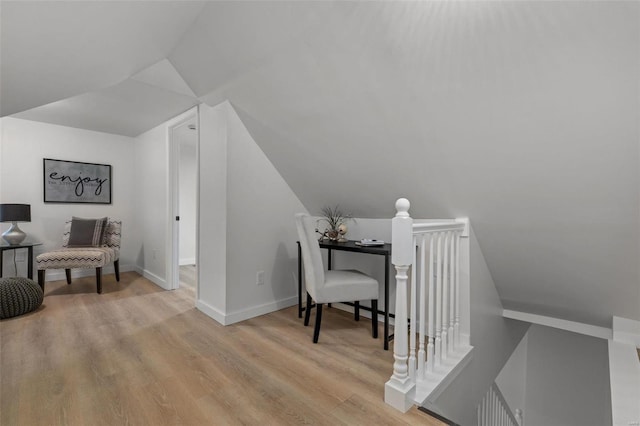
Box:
2, 1, 638, 327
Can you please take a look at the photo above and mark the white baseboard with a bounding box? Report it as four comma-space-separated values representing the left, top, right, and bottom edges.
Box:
196, 299, 227, 325
179, 258, 196, 266
140, 268, 167, 290
225, 296, 298, 325
197, 296, 298, 326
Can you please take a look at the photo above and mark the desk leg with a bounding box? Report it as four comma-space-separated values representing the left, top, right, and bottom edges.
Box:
298, 242, 302, 318
28, 247, 34, 279
384, 253, 390, 351
327, 249, 332, 308
0, 251, 3, 278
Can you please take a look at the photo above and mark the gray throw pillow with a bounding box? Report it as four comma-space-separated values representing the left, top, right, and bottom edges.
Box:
68, 217, 108, 247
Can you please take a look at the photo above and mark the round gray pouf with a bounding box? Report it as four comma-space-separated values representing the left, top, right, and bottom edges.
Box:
0, 277, 44, 319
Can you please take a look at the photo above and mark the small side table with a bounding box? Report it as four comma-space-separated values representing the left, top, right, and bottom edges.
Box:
0, 241, 42, 279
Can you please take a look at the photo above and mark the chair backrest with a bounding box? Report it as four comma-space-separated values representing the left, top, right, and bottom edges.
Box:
62, 218, 122, 250
295, 213, 325, 299
103, 220, 122, 249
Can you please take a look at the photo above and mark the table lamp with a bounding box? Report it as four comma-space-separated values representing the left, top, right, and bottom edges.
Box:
0, 204, 31, 245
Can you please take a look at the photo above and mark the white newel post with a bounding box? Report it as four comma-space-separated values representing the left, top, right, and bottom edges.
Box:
515, 408, 523, 426
385, 198, 415, 412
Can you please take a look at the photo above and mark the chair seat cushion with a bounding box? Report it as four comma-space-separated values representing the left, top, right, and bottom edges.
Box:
36, 246, 118, 270
0, 277, 43, 319
315, 269, 379, 303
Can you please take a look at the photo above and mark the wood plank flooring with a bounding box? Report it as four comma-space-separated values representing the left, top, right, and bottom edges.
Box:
179, 264, 197, 290
1, 272, 443, 425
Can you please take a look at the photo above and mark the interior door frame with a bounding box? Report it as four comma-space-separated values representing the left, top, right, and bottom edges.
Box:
167, 106, 200, 295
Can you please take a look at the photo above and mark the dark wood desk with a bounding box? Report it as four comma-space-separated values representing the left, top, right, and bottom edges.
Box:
0, 241, 42, 279
297, 239, 393, 350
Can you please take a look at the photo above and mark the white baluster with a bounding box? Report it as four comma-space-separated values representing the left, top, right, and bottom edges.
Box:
491, 388, 500, 424
427, 234, 435, 373
484, 394, 489, 426
442, 231, 449, 360
454, 232, 461, 347
448, 230, 455, 354
487, 390, 493, 424
409, 235, 417, 380
490, 388, 495, 424
435, 232, 443, 367
418, 235, 427, 380
485, 394, 490, 426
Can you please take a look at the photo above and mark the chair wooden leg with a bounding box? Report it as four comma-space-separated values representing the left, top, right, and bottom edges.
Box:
371, 299, 378, 338
37, 270, 45, 293
114, 259, 120, 282
354, 301, 360, 321
304, 292, 312, 326
313, 303, 323, 343
65, 269, 72, 284
96, 267, 102, 294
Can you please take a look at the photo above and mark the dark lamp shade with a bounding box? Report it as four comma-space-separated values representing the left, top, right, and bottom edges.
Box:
0, 204, 31, 222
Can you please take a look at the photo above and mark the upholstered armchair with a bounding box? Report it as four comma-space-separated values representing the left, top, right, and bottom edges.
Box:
36, 218, 121, 294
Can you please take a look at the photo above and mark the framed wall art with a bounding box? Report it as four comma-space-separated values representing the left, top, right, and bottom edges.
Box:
43, 158, 112, 204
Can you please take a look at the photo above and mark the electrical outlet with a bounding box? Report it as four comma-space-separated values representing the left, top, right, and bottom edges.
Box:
256, 271, 264, 286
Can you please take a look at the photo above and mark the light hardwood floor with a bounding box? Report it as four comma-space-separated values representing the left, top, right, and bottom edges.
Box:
1, 272, 444, 425
179, 264, 197, 290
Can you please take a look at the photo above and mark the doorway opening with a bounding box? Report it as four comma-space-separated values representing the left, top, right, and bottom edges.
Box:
168, 109, 199, 299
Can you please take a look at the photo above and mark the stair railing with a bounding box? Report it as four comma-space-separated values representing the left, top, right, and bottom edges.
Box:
477, 383, 521, 426
385, 198, 470, 412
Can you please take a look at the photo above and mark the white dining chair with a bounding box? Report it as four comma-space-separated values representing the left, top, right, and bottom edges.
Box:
295, 213, 379, 343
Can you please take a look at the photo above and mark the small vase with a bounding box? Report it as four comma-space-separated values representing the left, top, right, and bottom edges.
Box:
337, 223, 348, 243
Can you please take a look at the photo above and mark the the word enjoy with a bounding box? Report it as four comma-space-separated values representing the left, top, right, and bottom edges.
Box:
49, 172, 108, 197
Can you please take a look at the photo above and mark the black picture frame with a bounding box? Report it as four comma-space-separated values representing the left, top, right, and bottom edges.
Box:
43, 158, 112, 204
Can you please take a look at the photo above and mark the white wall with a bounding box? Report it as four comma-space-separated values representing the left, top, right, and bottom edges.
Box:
197, 102, 228, 320
133, 119, 170, 287
224, 103, 307, 322
430, 228, 531, 425
524, 325, 612, 426
0, 117, 138, 280
495, 332, 528, 418
608, 339, 640, 426
196, 101, 309, 325
133, 108, 200, 288
179, 130, 197, 265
